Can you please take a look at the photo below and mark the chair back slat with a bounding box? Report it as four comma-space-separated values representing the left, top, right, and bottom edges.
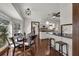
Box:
10, 37, 15, 46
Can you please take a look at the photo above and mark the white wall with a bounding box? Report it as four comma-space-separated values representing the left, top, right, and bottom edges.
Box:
60, 3, 72, 34
60, 3, 72, 25
24, 16, 41, 34
11, 19, 23, 36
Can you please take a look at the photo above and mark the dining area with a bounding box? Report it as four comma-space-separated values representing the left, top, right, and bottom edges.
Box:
0, 33, 54, 56
0, 20, 49, 56
0, 3, 72, 56
3, 21, 51, 56
2, 33, 37, 56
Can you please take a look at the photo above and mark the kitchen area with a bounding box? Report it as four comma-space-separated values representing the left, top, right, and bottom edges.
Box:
39, 4, 72, 56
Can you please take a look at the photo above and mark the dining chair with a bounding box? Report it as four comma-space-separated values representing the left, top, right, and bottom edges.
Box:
50, 38, 55, 48
6, 34, 37, 56
6, 37, 23, 56
22, 35, 37, 56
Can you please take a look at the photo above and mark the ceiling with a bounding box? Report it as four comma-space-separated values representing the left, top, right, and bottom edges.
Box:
0, 3, 22, 20
0, 3, 61, 21
12, 3, 60, 20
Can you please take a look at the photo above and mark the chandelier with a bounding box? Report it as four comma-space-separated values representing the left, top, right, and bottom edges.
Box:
25, 8, 31, 16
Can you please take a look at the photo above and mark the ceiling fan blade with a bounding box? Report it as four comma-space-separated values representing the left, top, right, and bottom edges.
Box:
52, 12, 60, 17
56, 12, 60, 17
57, 12, 60, 15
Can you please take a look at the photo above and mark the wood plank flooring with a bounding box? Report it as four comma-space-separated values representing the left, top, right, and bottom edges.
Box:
0, 39, 63, 56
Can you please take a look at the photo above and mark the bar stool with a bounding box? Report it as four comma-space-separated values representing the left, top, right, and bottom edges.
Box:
50, 38, 55, 48
55, 41, 68, 56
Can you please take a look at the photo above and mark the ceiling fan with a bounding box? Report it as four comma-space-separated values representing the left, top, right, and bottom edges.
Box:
48, 12, 60, 19
53, 12, 60, 17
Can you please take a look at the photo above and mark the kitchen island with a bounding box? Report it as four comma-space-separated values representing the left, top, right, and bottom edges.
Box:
40, 32, 72, 56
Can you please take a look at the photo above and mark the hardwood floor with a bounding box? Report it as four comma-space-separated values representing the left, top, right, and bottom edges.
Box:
0, 39, 63, 56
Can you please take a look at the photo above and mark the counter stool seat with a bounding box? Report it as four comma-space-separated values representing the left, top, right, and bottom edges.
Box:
55, 41, 68, 56
50, 38, 55, 48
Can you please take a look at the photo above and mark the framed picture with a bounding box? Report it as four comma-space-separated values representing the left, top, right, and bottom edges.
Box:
61, 24, 72, 38
31, 21, 40, 36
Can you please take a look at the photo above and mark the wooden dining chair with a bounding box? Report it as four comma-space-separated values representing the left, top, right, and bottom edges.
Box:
6, 37, 23, 56
6, 35, 37, 56
11, 37, 22, 56
50, 38, 55, 48
23, 35, 37, 56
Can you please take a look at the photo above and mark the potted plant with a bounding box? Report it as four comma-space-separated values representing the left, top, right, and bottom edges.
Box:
0, 26, 8, 48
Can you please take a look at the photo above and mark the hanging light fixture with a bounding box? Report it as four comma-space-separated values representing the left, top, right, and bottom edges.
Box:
25, 8, 31, 16
46, 21, 49, 25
